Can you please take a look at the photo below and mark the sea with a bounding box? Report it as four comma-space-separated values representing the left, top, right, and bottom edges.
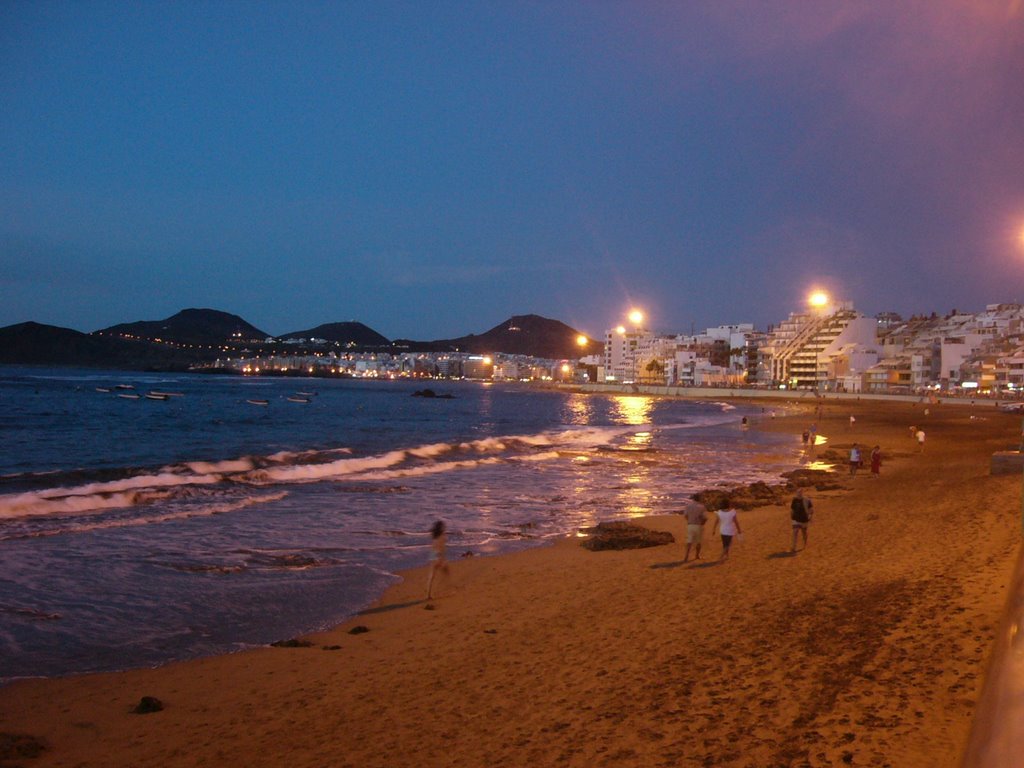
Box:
0, 366, 803, 682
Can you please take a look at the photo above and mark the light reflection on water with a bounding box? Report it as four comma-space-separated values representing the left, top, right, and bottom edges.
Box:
564, 393, 595, 424
611, 394, 654, 425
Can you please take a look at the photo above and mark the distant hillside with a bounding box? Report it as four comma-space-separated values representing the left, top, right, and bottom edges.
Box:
401, 314, 600, 359
280, 321, 390, 347
1, 310, 600, 369
0, 322, 194, 369
98, 308, 268, 346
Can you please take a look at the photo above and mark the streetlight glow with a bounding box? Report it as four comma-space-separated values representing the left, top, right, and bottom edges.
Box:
616, 325, 626, 335
576, 334, 588, 347
808, 291, 829, 309
628, 309, 644, 326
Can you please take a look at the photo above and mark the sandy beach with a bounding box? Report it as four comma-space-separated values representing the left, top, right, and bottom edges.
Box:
2, 397, 1021, 768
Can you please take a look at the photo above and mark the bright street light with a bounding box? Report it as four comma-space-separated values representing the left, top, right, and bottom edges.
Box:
807, 291, 829, 392
628, 309, 644, 326
576, 334, 588, 347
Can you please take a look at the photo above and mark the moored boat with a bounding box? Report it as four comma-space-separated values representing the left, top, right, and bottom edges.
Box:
246, 398, 270, 406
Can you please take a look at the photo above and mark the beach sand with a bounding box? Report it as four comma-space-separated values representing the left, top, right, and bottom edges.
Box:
2, 398, 1021, 767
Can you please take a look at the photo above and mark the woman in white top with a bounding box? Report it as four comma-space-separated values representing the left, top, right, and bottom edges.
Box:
712, 498, 742, 561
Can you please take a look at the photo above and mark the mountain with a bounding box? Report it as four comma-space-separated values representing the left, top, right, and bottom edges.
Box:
98, 308, 268, 346
0, 321, 193, 369
0, 310, 599, 369
279, 322, 390, 347
403, 314, 600, 359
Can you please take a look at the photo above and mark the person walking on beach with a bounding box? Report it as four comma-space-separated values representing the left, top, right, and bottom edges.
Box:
849, 443, 862, 475
916, 429, 926, 452
790, 488, 814, 552
680, 499, 708, 563
426, 520, 449, 601
711, 499, 741, 561
849, 414, 856, 430
870, 445, 882, 477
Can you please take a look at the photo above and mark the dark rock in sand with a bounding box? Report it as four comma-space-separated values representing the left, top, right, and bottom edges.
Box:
348, 625, 370, 635
132, 696, 164, 714
692, 467, 845, 511
0, 732, 47, 759
781, 468, 846, 491
270, 638, 314, 648
580, 521, 675, 551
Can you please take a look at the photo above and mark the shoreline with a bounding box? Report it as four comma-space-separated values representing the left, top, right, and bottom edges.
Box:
1, 398, 1021, 767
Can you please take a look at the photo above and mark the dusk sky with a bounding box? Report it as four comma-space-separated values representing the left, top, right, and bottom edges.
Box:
3, 2, 1024, 340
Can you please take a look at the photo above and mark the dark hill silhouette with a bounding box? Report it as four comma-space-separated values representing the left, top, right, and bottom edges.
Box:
0, 321, 193, 369
280, 322, 389, 347
98, 308, 268, 346
400, 314, 599, 359
2, 310, 600, 368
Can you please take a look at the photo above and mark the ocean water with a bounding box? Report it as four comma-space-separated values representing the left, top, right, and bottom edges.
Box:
0, 366, 802, 681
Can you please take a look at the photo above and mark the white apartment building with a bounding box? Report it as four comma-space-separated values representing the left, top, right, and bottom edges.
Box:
760, 302, 876, 388
603, 326, 654, 383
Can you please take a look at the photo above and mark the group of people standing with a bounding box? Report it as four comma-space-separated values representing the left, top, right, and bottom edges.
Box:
679, 485, 817, 563
848, 443, 882, 476
679, 497, 743, 563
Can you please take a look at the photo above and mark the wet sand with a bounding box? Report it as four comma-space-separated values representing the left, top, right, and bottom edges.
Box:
1, 398, 1021, 767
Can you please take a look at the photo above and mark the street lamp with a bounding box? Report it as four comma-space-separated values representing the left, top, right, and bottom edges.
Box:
626, 309, 645, 384
808, 291, 829, 391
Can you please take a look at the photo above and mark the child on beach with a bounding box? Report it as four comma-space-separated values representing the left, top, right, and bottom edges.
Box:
711, 499, 741, 561
426, 520, 449, 601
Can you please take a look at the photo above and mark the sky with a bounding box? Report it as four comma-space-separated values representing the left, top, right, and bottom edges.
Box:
2, 1, 1024, 340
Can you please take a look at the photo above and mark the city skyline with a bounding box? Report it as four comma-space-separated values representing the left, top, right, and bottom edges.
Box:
3, 2, 1023, 340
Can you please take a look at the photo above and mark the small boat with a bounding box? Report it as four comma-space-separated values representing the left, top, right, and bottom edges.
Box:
118, 393, 141, 400
149, 390, 183, 398
114, 384, 135, 390
246, 399, 270, 406
287, 396, 312, 404
95, 387, 111, 393
145, 392, 170, 401
295, 391, 315, 397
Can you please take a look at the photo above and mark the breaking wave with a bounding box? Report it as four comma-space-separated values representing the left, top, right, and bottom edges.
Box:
0, 426, 632, 521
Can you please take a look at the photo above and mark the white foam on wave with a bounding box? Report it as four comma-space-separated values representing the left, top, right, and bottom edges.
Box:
509, 451, 562, 463
0, 472, 225, 519
3, 492, 290, 538
184, 458, 255, 474
0, 424, 625, 520
407, 442, 455, 459
244, 449, 410, 483
353, 456, 504, 482
0, 488, 174, 519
